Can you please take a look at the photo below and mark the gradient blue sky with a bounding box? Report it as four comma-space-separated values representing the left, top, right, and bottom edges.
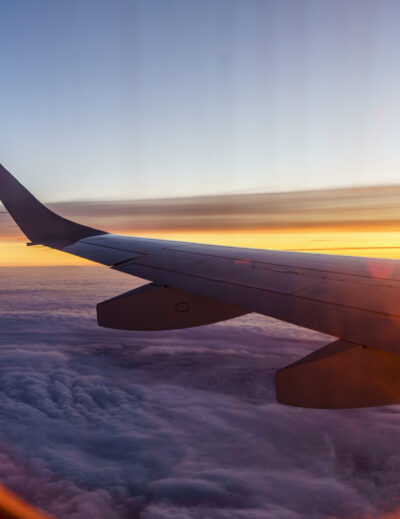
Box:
0, 0, 400, 201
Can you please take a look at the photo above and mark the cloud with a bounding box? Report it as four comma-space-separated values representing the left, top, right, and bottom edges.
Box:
3, 184, 400, 268
0, 266, 398, 518
41, 184, 400, 233
3, 183, 400, 240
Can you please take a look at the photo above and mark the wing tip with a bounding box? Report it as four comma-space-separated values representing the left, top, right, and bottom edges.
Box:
0, 164, 106, 245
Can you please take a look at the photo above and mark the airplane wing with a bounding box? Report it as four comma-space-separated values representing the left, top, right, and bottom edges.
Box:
1, 164, 400, 409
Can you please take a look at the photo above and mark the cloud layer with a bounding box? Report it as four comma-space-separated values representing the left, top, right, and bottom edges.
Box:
0, 267, 399, 518
43, 184, 400, 233
3, 183, 400, 240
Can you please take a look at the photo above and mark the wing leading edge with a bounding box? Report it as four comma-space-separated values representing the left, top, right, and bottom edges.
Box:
2, 164, 400, 409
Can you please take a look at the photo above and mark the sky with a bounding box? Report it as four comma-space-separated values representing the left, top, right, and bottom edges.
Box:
3, 184, 400, 266
2, 4, 400, 517
2, 266, 400, 519
1, 0, 400, 201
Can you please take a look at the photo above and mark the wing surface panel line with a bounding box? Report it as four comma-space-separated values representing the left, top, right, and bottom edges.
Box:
163, 246, 400, 282
114, 259, 400, 320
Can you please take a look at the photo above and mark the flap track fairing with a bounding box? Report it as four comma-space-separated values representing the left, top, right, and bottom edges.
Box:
276, 339, 400, 408
97, 283, 249, 331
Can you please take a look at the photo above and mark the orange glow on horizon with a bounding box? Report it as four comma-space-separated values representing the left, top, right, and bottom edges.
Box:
3, 227, 400, 266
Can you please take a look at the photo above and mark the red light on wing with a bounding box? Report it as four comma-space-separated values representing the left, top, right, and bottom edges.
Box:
367, 259, 395, 279
234, 259, 251, 264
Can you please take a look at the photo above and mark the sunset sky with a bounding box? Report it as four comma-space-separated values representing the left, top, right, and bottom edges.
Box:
1, 0, 400, 201
1, 0, 400, 266
3, 3, 400, 519
0, 0, 399, 267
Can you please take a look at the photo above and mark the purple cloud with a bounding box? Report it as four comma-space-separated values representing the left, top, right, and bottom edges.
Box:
0, 266, 397, 518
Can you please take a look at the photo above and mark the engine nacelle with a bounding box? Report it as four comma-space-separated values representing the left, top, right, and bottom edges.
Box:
97, 283, 248, 331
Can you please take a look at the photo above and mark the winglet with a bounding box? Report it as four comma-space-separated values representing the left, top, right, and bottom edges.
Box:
0, 164, 106, 246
